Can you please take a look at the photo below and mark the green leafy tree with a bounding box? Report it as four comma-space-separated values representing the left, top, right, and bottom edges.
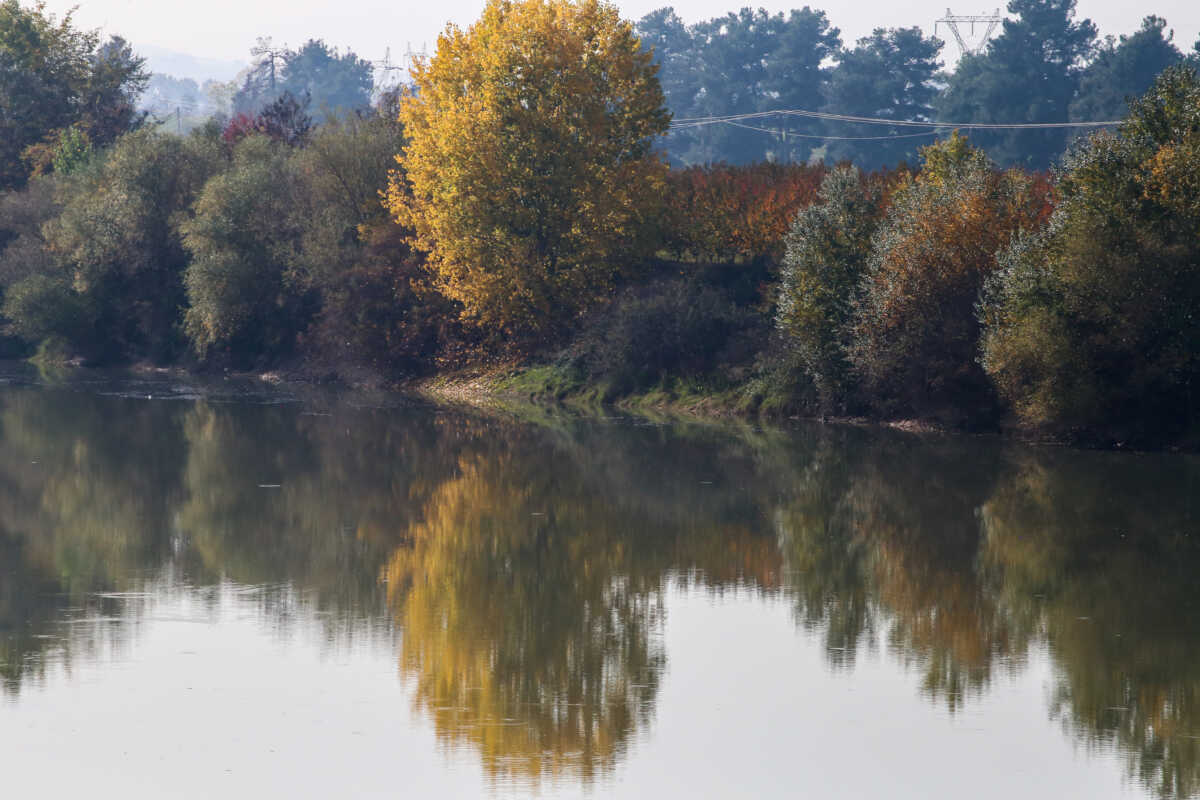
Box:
2, 127, 222, 362
936, 0, 1097, 168
775, 167, 885, 411
980, 66, 1200, 443
1070, 16, 1184, 123
821, 28, 944, 169
182, 135, 312, 361
42, 127, 222, 361
50, 125, 93, 175
79, 36, 149, 146
0, 175, 80, 359
0, 2, 147, 188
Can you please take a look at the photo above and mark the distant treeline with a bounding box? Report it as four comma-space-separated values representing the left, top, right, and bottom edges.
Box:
1, 0, 1199, 446
643, 3, 1200, 169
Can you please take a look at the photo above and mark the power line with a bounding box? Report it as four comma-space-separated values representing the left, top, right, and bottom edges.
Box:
715, 119, 944, 141
670, 108, 1121, 131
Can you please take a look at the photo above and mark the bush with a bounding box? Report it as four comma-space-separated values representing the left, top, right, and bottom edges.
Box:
662, 162, 828, 266
849, 133, 1051, 420
1, 274, 95, 353
292, 111, 461, 374
575, 280, 763, 392
0, 175, 74, 355
310, 256, 460, 376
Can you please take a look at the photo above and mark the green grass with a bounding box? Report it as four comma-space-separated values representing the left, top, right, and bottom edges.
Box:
493, 363, 771, 421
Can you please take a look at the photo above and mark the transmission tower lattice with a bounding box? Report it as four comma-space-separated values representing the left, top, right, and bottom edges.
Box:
935, 8, 1003, 57
373, 43, 429, 89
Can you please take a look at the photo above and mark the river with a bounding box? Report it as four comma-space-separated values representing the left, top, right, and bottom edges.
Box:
0, 364, 1197, 798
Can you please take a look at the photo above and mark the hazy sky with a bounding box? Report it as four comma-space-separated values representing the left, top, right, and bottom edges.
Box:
34, 0, 1200, 72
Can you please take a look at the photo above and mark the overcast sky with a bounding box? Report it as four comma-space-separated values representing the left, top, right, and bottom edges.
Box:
34, 0, 1200, 73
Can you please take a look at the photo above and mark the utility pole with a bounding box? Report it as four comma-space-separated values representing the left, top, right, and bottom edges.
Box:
934, 9, 1003, 57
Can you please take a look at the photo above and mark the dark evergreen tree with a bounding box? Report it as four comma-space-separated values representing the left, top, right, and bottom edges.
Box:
279, 39, 373, 117
821, 28, 944, 169
936, 0, 1097, 168
638, 6, 839, 165
1070, 16, 1183, 123
233, 39, 373, 118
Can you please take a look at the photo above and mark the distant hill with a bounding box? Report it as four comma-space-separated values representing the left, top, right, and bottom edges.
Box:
135, 43, 246, 83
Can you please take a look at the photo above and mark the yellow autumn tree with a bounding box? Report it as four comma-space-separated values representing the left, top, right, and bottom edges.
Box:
387, 0, 670, 340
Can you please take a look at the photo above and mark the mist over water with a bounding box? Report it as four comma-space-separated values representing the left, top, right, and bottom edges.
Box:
0, 366, 1198, 798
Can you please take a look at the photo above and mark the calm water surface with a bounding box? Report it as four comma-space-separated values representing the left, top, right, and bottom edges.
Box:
1, 365, 1198, 798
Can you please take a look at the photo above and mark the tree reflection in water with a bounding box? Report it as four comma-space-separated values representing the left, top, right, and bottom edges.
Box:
0, 374, 1198, 796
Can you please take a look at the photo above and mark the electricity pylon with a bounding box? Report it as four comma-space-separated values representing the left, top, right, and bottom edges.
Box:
374, 44, 428, 91
934, 9, 1003, 57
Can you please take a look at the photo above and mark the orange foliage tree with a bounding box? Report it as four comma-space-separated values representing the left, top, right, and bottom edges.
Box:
661, 162, 828, 266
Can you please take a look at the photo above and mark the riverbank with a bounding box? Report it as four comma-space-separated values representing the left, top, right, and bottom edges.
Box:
5, 356, 1193, 452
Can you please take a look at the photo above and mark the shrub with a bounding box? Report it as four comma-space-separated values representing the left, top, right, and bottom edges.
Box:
662, 162, 828, 266
292, 111, 461, 374
575, 280, 763, 392
849, 133, 1051, 420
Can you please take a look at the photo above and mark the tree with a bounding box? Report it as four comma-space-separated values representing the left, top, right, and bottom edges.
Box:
936, 0, 1097, 168
182, 135, 312, 361
2, 128, 222, 362
760, 7, 842, 162
775, 167, 886, 411
821, 28, 944, 169
0, 175, 66, 359
642, 6, 840, 165
78, 36, 149, 147
292, 110, 459, 373
0, 1, 147, 188
388, 0, 670, 341
1070, 16, 1183, 123
45, 128, 222, 361
233, 38, 373, 118
980, 66, 1200, 443
850, 133, 1050, 419
50, 125, 92, 176
280, 39, 373, 117
634, 8, 697, 116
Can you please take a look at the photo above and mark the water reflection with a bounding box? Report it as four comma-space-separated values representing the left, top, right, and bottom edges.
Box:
0, 373, 1199, 796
